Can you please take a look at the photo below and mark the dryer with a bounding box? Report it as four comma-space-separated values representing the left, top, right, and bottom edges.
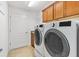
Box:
34, 24, 44, 57
44, 20, 79, 57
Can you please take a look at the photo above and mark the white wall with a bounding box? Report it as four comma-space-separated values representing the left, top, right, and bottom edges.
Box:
9, 6, 42, 50
0, 2, 8, 56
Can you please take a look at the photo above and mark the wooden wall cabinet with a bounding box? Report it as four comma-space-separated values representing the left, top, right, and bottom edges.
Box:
42, 9, 48, 22
54, 2, 64, 20
42, 5, 53, 22
47, 5, 54, 21
65, 1, 79, 16
42, 1, 79, 23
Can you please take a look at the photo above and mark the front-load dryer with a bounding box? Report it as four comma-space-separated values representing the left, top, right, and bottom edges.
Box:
34, 24, 44, 57
44, 20, 79, 57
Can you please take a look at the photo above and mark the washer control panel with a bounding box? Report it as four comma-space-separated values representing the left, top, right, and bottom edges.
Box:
39, 24, 43, 27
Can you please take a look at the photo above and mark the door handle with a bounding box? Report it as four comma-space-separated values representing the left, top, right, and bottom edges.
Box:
0, 48, 3, 52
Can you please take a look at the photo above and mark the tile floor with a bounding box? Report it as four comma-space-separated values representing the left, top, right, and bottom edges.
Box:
8, 45, 35, 57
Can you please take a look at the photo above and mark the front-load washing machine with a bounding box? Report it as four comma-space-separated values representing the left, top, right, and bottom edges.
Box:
34, 24, 44, 57
44, 20, 79, 57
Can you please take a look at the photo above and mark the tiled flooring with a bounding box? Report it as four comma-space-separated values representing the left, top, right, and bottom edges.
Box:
8, 46, 35, 57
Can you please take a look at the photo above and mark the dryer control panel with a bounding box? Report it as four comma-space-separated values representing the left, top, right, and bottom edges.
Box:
59, 21, 71, 27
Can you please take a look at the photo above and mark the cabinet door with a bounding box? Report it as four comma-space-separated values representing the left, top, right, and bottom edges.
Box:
31, 31, 35, 48
65, 1, 79, 16
54, 2, 64, 19
42, 9, 48, 22
47, 5, 54, 21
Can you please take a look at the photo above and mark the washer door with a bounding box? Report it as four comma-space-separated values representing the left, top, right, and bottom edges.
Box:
35, 29, 42, 46
44, 29, 70, 57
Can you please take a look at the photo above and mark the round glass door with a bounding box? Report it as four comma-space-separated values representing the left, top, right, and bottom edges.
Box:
44, 29, 70, 57
35, 29, 42, 45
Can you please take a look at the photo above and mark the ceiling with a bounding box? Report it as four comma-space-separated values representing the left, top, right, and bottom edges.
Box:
8, 1, 54, 11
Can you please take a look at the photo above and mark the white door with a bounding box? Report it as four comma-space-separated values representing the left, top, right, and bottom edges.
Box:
9, 15, 30, 50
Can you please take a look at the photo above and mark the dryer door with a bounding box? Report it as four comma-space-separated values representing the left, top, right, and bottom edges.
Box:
44, 29, 70, 57
35, 29, 42, 46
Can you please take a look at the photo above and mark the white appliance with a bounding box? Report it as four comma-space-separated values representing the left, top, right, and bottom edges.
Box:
44, 20, 79, 57
34, 24, 45, 57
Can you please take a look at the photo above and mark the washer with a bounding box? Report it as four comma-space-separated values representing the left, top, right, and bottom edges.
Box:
34, 24, 44, 57
44, 20, 79, 57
